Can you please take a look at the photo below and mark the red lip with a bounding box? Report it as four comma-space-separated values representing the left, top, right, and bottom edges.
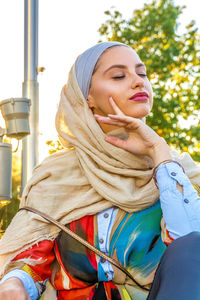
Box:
129, 92, 149, 101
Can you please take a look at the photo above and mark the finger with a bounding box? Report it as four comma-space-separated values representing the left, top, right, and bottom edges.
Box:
94, 115, 126, 127
108, 114, 141, 129
108, 114, 133, 123
105, 135, 128, 149
109, 97, 124, 116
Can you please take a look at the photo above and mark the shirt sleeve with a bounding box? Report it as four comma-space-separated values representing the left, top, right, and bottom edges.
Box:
156, 161, 200, 239
0, 269, 39, 300
0, 240, 55, 299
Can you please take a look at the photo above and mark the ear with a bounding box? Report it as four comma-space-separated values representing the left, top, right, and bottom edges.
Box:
87, 93, 96, 109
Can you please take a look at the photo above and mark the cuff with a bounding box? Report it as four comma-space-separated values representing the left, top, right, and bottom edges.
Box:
0, 269, 39, 300
156, 161, 186, 192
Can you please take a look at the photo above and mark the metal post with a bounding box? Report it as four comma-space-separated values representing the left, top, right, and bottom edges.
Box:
21, 0, 39, 191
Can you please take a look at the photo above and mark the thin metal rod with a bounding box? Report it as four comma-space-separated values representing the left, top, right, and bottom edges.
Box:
21, 0, 39, 191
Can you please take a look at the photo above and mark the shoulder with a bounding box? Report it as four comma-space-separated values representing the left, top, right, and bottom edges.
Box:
35, 148, 77, 170
29, 148, 80, 182
21, 148, 83, 205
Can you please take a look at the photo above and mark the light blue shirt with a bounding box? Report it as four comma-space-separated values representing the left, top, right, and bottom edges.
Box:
0, 269, 39, 300
156, 162, 200, 239
1, 162, 200, 299
97, 207, 118, 281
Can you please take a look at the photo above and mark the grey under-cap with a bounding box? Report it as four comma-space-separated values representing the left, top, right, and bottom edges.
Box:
75, 41, 129, 99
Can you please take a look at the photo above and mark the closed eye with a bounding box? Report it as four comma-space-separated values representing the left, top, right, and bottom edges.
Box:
137, 73, 147, 77
112, 75, 125, 79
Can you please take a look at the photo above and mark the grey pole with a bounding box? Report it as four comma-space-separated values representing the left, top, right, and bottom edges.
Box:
21, 0, 39, 191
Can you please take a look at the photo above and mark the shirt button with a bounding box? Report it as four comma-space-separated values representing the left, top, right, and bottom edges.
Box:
184, 198, 189, 203
100, 257, 106, 263
171, 172, 177, 176
99, 238, 104, 244
104, 213, 109, 218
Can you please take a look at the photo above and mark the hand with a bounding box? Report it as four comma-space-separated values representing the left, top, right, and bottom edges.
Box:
94, 97, 172, 164
0, 278, 30, 300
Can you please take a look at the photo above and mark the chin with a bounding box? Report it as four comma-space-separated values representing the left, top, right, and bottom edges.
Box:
125, 103, 151, 118
127, 110, 150, 119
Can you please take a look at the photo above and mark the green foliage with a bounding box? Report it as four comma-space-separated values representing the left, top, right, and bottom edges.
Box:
0, 153, 20, 238
46, 139, 64, 155
98, 0, 200, 161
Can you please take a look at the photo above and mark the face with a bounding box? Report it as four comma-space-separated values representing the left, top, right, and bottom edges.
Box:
88, 46, 153, 132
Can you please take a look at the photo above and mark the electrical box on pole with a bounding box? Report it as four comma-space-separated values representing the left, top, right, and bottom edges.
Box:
0, 97, 31, 206
0, 0, 39, 206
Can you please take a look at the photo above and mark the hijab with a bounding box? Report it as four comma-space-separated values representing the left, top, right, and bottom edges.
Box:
0, 42, 200, 278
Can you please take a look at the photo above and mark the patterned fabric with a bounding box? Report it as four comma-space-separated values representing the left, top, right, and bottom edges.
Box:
12, 200, 167, 299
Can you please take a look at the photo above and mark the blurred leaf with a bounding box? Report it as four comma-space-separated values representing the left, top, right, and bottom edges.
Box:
46, 139, 64, 155
0, 152, 20, 238
98, 0, 200, 161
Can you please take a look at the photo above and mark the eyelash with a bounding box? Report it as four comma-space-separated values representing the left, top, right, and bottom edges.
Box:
112, 74, 147, 80
138, 74, 147, 77
112, 75, 125, 79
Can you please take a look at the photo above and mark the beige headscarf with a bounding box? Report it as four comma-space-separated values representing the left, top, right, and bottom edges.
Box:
0, 49, 200, 278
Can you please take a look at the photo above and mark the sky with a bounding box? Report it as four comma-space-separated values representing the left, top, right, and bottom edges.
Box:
0, 0, 200, 161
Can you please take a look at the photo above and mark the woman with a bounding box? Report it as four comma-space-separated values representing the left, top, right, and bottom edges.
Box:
0, 41, 200, 300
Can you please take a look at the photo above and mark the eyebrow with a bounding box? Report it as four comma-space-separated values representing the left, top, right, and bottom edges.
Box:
104, 63, 145, 74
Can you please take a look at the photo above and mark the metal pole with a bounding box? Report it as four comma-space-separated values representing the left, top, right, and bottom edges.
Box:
21, 0, 39, 191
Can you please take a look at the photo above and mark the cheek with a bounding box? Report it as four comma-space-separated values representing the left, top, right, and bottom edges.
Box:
90, 78, 127, 113
93, 81, 110, 98
92, 81, 118, 105
89, 82, 112, 113
146, 81, 153, 106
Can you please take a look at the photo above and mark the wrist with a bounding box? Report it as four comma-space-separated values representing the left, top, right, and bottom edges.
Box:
2, 277, 24, 287
149, 139, 172, 165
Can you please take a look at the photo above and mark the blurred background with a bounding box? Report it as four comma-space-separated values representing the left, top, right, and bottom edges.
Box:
0, 0, 199, 236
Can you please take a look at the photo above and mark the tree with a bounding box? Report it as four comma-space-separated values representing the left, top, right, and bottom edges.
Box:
46, 139, 64, 155
0, 152, 21, 238
98, 0, 200, 161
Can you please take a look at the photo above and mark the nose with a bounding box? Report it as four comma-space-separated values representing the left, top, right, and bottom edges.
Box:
130, 73, 145, 89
